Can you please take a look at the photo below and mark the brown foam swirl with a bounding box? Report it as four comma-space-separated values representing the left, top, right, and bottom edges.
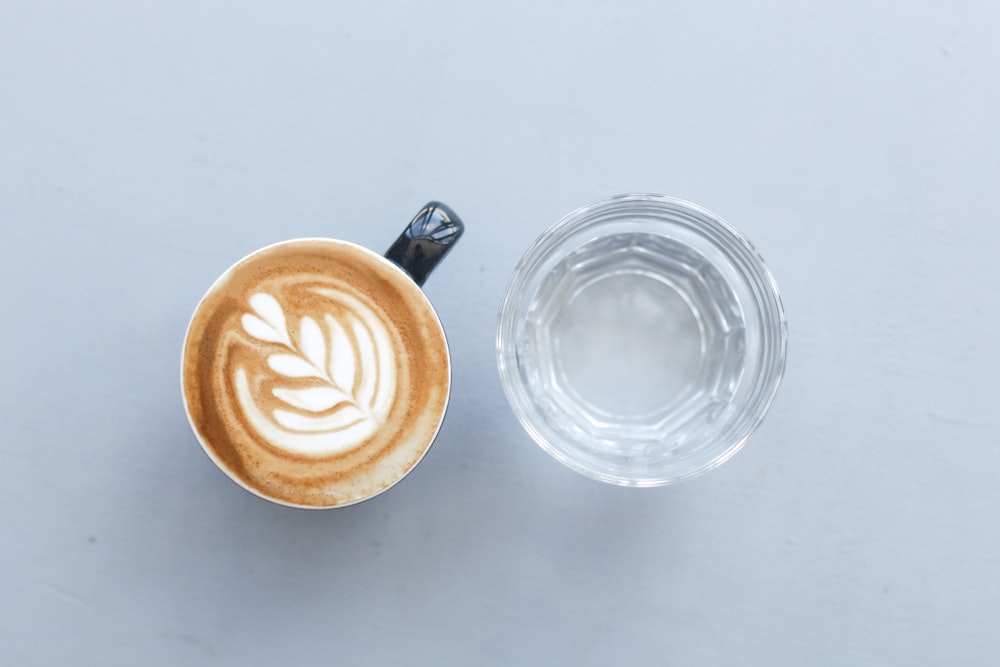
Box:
182, 239, 450, 508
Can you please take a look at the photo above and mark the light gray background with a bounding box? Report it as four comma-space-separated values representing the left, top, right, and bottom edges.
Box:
1, 1, 997, 664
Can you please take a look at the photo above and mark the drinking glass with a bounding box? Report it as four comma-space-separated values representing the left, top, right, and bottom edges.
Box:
496, 194, 787, 485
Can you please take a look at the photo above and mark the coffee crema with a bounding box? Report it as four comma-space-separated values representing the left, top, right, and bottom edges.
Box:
182, 239, 450, 508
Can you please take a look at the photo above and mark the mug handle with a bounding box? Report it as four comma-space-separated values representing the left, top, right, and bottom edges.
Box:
385, 201, 465, 287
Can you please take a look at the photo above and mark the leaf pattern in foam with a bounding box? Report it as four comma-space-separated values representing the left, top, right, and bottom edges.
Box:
352, 315, 378, 411
298, 316, 327, 376
325, 313, 356, 399
234, 290, 394, 456
242, 313, 288, 344
245, 293, 290, 345
272, 386, 350, 412
268, 354, 325, 379
273, 405, 368, 432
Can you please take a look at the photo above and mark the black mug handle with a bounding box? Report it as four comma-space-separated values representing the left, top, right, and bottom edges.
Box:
385, 201, 465, 287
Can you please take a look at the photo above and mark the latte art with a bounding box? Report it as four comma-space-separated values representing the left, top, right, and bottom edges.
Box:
182, 239, 450, 508
236, 290, 397, 457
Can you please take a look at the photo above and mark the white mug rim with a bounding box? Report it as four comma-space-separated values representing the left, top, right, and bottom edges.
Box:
180, 237, 452, 509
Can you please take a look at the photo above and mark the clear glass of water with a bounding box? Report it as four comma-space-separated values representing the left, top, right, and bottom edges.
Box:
496, 194, 787, 485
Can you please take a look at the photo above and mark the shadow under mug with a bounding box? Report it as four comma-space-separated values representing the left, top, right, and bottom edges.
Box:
181, 203, 464, 508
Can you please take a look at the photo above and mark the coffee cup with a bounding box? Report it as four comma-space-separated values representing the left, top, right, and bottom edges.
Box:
181, 202, 463, 508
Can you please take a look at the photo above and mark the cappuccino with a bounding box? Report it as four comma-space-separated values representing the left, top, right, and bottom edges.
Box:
182, 239, 450, 507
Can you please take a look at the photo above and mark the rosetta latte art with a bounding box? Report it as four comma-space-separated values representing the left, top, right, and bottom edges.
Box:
235, 290, 397, 457
182, 238, 451, 507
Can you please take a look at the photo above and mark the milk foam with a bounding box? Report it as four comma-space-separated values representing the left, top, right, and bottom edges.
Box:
182, 238, 451, 508
235, 289, 397, 457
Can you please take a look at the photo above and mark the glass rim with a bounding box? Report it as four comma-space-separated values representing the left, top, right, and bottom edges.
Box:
496, 193, 788, 486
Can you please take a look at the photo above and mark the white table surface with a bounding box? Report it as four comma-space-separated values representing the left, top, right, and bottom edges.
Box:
2, 2, 997, 664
